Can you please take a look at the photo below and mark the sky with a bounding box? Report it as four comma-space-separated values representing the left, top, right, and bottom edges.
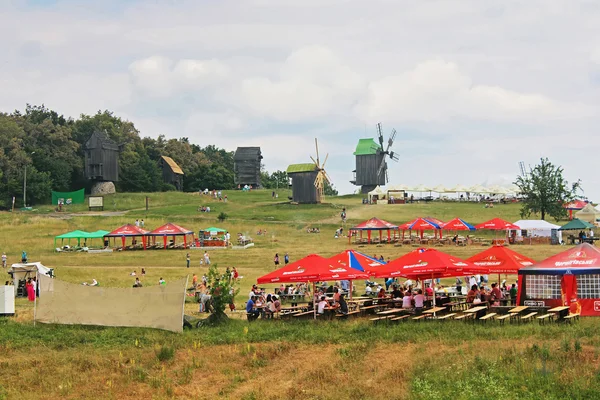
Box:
1, 0, 599, 199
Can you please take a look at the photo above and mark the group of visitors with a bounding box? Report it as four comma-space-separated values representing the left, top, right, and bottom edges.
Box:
246, 284, 283, 320
186, 252, 212, 268
134, 219, 145, 228
197, 206, 211, 213
466, 282, 518, 306
306, 227, 320, 233
273, 253, 290, 267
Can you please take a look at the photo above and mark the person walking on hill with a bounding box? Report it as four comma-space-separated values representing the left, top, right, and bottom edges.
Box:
284, 253, 290, 265
2, 252, 6, 268
204, 251, 210, 265
274, 253, 280, 268
21, 251, 27, 264
186, 253, 190, 268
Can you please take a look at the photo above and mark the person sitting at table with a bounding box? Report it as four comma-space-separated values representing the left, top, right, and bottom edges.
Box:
246, 296, 260, 321
425, 283, 434, 298
452, 234, 459, 244
490, 283, 503, 306
391, 285, 402, 299
317, 296, 328, 315
402, 291, 413, 309
478, 286, 488, 305
273, 295, 281, 312
365, 285, 373, 296
337, 293, 349, 315
377, 288, 387, 299
510, 283, 518, 305
414, 289, 425, 315
466, 284, 478, 303
264, 294, 274, 319
333, 287, 341, 302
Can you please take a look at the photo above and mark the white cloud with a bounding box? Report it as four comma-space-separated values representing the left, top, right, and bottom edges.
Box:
128, 56, 230, 98
356, 60, 592, 125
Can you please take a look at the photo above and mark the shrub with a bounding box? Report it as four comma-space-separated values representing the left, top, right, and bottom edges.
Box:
217, 212, 228, 222
155, 345, 175, 362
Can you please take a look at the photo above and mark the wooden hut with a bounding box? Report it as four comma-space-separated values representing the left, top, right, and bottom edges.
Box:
84, 131, 119, 182
287, 163, 320, 204
159, 156, 184, 191
234, 147, 262, 187
351, 138, 385, 194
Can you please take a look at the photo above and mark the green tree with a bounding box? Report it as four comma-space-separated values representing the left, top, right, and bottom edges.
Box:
514, 157, 581, 221
205, 264, 238, 325
324, 180, 338, 196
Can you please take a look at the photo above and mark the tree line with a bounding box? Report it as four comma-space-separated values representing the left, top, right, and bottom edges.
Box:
0, 105, 294, 208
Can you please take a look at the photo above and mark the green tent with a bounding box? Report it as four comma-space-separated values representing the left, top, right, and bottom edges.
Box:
203, 227, 227, 233
558, 218, 595, 231
86, 230, 110, 239
54, 230, 90, 248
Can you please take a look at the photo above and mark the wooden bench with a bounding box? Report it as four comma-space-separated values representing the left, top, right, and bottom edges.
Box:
478, 313, 497, 323
537, 314, 554, 325
564, 313, 580, 323
520, 312, 538, 323
335, 310, 360, 318
370, 316, 391, 324
453, 314, 473, 321
495, 314, 512, 325
435, 313, 456, 321
412, 315, 429, 322
360, 305, 381, 315
292, 311, 314, 318
390, 315, 410, 322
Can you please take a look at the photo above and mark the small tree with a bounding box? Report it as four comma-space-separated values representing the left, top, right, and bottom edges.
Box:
204, 264, 238, 324
217, 212, 227, 222
515, 157, 582, 221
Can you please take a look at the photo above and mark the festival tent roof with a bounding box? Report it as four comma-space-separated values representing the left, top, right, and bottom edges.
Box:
513, 220, 560, 237
574, 203, 600, 223
326, 250, 385, 274
351, 217, 398, 231
399, 217, 442, 230
518, 243, 600, 275
442, 218, 476, 231
86, 230, 110, 239
388, 184, 410, 191
411, 184, 431, 192
148, 223, 194, 236
447, 185, 469, 193
55, 230, 89, 239
8, 262, 54, 288
558, 218, 594, 231
203, 227, 227, 233
564, 200, 589, 210
105, 224, 149, 237
256, 254, 370, 284
431, 184, 448, 193
372, 248, 489, 279
466, 246, 535, 274
475, 218, 519, 230
368, 186, 386, 196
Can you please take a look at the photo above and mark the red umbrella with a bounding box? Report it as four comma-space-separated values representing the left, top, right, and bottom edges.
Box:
349, 217, 399, 244
442, 217, 476, 231
399, 217, 443, 239
467, 245, 535, 286
475, 218, 519, 230
373, 248, 488, 280
257, 254, 369, 284
467, 245, 535, 274
564, 200, 589, 220
326, 250, 385, 275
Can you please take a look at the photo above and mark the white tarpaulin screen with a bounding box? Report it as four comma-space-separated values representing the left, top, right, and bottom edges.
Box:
36, 275, 187, 333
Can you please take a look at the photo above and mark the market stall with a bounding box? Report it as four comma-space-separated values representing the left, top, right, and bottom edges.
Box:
148, 223, 194, 249
198, 227, 228, 248
518, 243, 600, 316
104, 224, 148, 250
349, 217, 399, 244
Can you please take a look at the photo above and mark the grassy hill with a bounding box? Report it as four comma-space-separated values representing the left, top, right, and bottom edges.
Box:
1, 190, 596, 400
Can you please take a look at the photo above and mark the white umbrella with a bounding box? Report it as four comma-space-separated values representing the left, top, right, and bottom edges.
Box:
447, 184, 469, 193
432, 184, 448, 193
412, 184, 432, 192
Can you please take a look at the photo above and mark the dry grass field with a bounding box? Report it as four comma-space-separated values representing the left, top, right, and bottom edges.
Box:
1, 190, 599, 399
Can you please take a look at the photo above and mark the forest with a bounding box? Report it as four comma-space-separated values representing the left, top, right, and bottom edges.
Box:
0, 105, 292, 208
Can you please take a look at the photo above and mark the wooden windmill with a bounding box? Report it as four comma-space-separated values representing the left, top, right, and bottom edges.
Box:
287, 139, 332, 204
350, 123, 398, 193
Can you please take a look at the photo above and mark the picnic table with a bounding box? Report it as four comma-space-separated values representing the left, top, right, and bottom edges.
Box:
444, 301, 467, 312
423, 306, 447, 315
548, 306, 570, 321
376, 308, 405, 316
463, 306, 488, 314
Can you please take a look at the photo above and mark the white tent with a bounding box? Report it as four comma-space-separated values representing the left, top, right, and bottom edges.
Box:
513, 220, 561, 240
8, 262, 54, 288
368, 186, 386, 203
575, 203, 600, 224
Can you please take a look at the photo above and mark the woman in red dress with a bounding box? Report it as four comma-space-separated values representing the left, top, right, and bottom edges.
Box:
26, 278, 35, 302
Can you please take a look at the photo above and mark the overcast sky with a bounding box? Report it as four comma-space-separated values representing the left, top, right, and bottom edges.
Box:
2, 0, 598, 199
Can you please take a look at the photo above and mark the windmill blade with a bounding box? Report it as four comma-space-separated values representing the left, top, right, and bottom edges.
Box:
385, 128, 396, 152
389, 151, 399, 162
377, 157, 387, 178
376, 123, 384, 149
321, 153, 329, 169
314, 172, 323, 188
386, 169, 389, 183
314, 138, 320, 167
310, 155, 318, 167
323, 170, 332, 184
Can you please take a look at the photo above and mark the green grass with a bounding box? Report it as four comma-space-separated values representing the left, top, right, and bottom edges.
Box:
0, 189, 592, 399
